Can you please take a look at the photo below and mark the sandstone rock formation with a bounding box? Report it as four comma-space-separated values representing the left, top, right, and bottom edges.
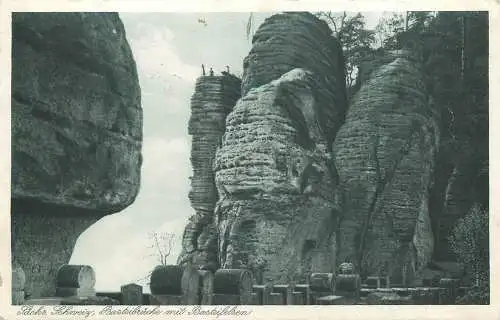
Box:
179, 12, 347, 284
333, 50, 440, 284
242, 12, 347, 146
178, 12, 452, 287
214, 68, 342, 284
178, 74, 241, 269
184, 12, 347, 284
179, 13, 346, 281
11, 12, 142, 298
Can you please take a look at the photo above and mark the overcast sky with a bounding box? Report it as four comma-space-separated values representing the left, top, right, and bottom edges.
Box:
69, 12, 390, 292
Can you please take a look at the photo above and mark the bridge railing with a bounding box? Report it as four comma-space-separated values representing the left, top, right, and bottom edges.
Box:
19, 264, 468, 305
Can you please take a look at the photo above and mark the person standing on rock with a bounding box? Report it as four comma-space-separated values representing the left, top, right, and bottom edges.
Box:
222, 65, 231, 77
209, 67, 214, 76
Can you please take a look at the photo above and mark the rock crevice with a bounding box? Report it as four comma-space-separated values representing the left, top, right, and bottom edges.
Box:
333, 51, 439, 283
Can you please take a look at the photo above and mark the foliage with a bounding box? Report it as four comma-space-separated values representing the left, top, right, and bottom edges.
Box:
316, 12, 376, 88
374, 13, 405, 49
147, 231, 176, 266
136, 232, 176, 286
448, 203, 489, 304
375, 11, 488, 172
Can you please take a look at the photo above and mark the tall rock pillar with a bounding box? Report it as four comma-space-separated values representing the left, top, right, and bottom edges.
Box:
178, 74, 241, 269
333, 50, 440, 285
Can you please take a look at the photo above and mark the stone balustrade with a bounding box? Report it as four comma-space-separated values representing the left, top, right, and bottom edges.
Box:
15, 264, 466, 305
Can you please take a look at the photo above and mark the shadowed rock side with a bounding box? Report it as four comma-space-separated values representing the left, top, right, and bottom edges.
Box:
432, 13, 489, 261
178, 75, 241, 269
242, 12, 347, 147
11, 12, 142, 298
333, 50, 440, 285
214, 69, 339, 284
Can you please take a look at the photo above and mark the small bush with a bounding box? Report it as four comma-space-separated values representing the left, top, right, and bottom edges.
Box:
448, 203, 489, 304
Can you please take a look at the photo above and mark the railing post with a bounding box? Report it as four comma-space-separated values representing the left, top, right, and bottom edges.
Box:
438, 278, 461, 305
212, 269, 254, 305
121, 283, 143, 305
55, 265, 96, 298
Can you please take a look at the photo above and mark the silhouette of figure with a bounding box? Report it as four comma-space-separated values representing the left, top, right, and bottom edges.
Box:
222, 65, 231, 77
201, 64, 206, 76
209, 67, 214, 76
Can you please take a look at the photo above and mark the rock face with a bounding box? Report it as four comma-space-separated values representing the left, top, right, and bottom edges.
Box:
11, 12, 142, 298
178, 75, 241, 268
332, 50, 440, 284
179, 13, 347, 284
242, 12, 347, 146
179, 12, 447, 286
215, 68, 340, 284
205, 12, 347, 284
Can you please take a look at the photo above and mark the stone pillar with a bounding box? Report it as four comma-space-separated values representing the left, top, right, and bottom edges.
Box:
272, 284, 294, 305
366, 276, 381, 288
291, 291, 306, 305
380, 275, 391, 288
121, 283, 143, 305
55, 265, 96, 298
178, 74, 241, 269
294, 284, 311, 305
212, 269, 254, 305
335, 273, 361, 302
149, 265, 210, 305
181, 265, 202, 305
149, 265, 199, 305
309, 273, 335, 304
252, 284, 271, 305
438, 278, 461, 305
150, 265, 183, 294
268, 293, 285, 305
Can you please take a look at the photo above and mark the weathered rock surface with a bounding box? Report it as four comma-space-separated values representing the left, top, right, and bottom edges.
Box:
179, 12, 347, 284
213, 68, 339, 283
332, 50, 440, 284
178, 75, 241, 268
12, 12, 142, 211
242, 12, 347, 146
11, 12, 142, 298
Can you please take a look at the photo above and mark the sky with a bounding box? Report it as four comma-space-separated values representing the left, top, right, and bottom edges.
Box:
69, 12, 389, 292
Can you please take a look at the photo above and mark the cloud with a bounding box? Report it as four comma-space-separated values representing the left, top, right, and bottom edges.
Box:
126, 22, 199, 83
141, 136, 191, 180
122, 15, 197, 137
